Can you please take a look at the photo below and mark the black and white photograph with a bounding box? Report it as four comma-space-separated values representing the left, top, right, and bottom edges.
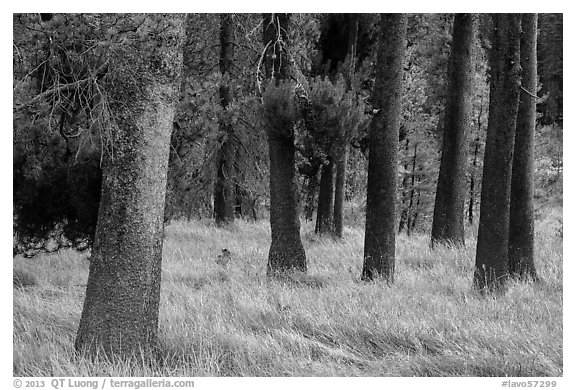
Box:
10, 7, 565, 385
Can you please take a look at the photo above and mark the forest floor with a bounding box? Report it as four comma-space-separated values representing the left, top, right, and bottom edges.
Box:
13, 205, 562, 377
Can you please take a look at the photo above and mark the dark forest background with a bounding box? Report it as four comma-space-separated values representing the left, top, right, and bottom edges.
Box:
13, 13, 562, 254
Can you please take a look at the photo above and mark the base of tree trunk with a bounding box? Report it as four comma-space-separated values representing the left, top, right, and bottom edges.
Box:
267, 244, 307, 277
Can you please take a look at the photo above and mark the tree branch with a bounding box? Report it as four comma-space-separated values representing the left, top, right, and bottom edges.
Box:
520, 86, 539, 99
13, 61, 109, 113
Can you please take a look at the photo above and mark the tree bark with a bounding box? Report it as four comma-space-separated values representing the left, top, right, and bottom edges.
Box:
263, 13, 307, 276
303, 163, 320, 221
410, 188, 421, 232
214, 14, 235, 226
75, 15, 185, 358
315, 160, 335, 234
398, 137, 410, 233
468, 94, 485, 225
333, 145, 348, 238
473, 14, 522, 293
509, 14, 539, 281
431, 13, 477, 247
537, 14, 563, 125
468, 136, 480, 224
361, 14, 407, 282
333, 13, 359, 238
406, 142, 419, 236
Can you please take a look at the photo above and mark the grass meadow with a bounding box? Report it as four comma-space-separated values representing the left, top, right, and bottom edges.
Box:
13, 206, 562, 377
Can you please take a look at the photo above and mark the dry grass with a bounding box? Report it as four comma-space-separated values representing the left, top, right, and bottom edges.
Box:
13, 212, 562, 377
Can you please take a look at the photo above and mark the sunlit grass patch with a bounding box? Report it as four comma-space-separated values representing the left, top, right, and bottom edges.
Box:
13, 212, 562, 376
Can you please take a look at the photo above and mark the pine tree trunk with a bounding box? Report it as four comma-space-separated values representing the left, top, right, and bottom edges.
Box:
75, 15, 184, 358
315, 160, 335, 234
398, 137, 410, 233
303, 163, 320, 221
346, 14, 359, 89
509, 14, 539, 281
267, 131, 307, 275
473, 14, 522, 293
333, 13, 359, 238
362, 14, 406, 282
406, 142, 419, 236
468, 95, 485, 225
333, 146, 348, 237
263, 13, 307, 276
410, 188, 421, 232
468, 138, 479, 224
431, 13, 477, 247
214, 14, 235, 226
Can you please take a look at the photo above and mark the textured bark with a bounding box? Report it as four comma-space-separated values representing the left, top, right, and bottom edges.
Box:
431, 13, 477, 247
214, 14, 236, 226
509, 14, 539, 281
361, 14, 407, 282
315, 160, 335, 234
263, 14, 307, 276
267, 131, 307, 275
473, 14, 522, 293
75, 15, 185, 357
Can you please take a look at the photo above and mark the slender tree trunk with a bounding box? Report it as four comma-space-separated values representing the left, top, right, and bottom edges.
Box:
398, 137, 410, 233
333, 13, 359, 238
214, 14, 235, 226
468, 137, 479, 224
468, 94, 485, 225
75, 15, 184, 358
431, 13, 477, 247
333, 146, 348, 237
362, 14, 407, 282
473, 14, 522, 293
303, 163, 320, 221
407, 142, 419, 236
410, 188, 421, 232
315, 160, 335, 234
398, 208, 408, 233
346, 14, 359, 90
263, 13, 307, 276
509, 14, 539, 281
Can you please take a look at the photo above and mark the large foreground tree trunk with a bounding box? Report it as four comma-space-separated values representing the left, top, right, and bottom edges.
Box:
473, 14, 522, 293
214, 14, 236, 226
431, 13, 477, 247
263, 13, 307, 276
509, 14, 539, 281
75, 15, 185, 358
361, 14, 407, 282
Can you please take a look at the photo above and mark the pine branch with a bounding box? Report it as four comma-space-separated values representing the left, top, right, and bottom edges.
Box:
14, 61, 109, 113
